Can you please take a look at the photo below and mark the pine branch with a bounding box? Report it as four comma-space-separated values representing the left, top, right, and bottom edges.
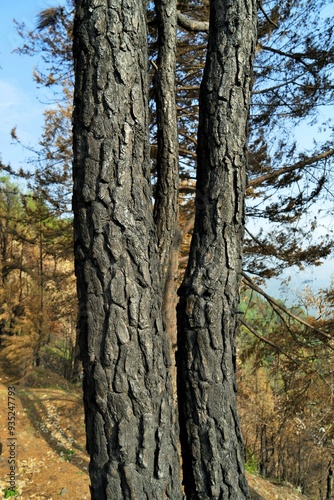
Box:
36, 7, 65, 31
242, 272, 334, 346
260, 44, 312, 70
176, 12, 209, 33
248, 149, 334, 189
240, 318, 301, 366
240, 318, 330, 386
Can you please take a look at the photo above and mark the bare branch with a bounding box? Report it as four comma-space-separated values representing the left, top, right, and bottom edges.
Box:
179, 147, 197, 158
242, 272, 334, 346
181, 215, 195, 238
257, 3, 279, 30
260, 44, 311, 69
247, 149, 334, 189
177, 11, 209, 33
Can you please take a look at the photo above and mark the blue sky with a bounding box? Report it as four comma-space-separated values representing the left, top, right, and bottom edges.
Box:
0, 1, 333, 302
0, 1, 57, 169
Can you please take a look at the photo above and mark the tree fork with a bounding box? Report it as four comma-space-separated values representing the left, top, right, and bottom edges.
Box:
72, 0, 182, 497
177, 0, 258, 497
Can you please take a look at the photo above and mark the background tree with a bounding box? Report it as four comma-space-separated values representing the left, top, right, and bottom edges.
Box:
13, 0, 334, 283
238, 287, 334, 497
171, 0, 334, 282
0, 175, 76, 379
13, 2, 74, 214
244, 0, 334, 278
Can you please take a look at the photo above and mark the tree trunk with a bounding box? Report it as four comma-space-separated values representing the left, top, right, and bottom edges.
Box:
177, 0, 257, 498
153, 0, 179, 283
72, 1, 182, 498
153, 0, 180, 358
327, 464, 333, 500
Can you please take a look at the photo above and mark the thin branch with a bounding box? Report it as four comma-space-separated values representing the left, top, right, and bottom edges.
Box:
179, 148, 197, 158
177, 11, 209, 33
240, 318, 331, 386
252, 72, 310, 95
260, 44, 311, 70
240, 318, 302, 367
177, 85, 200, 92
257, 3, 279, 30
180, 134, 197, 147
244, 227, 274, 256
247, 149, 334, 189
242, 272, 334, 346
179, 184, 196, 193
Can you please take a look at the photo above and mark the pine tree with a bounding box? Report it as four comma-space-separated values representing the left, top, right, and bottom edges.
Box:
10, 0, 334, 496
73, 0, 256, 497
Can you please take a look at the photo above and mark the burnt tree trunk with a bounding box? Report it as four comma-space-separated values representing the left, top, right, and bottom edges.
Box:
72, 1, 182, 498
327, 463, 333, 500
177, 0, 257, 498
153, 0, 179, 283
153, 0, 180, 359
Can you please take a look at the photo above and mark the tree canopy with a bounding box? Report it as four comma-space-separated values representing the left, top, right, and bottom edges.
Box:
10, 0, 334, 281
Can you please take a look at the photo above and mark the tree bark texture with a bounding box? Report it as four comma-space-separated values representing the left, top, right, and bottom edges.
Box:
154, 0, 180, 372
72, 1, 182, 498
177, 0, 258, 498
153, 0, 179, 282
153, 0, 180, 366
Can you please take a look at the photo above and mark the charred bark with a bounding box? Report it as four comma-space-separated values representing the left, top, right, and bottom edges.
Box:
177, 0, 258, 498
72, 1, 182, 498
153, 0, 179, 282
327, 463, 333, 500
153, 0, 180, 369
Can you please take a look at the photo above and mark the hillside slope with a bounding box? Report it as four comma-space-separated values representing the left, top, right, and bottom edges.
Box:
0, 375, 90, 499
247, 472, 308, 500
0, 371, 309, 499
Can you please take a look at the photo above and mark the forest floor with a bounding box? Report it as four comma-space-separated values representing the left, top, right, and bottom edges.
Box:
246, 472, 308, 500
0, 367, 90, 499
0, 365, 309, 500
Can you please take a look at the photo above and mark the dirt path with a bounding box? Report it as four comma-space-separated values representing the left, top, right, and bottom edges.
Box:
0, 379, 90, 499
0, 373, 309, 500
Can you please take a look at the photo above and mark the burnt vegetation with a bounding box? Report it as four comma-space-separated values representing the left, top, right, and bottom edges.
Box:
1, 0, 334, 498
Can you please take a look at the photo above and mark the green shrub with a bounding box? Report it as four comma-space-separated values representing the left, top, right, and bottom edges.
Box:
245, 451, 259, 475
3, 488, 19, 498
